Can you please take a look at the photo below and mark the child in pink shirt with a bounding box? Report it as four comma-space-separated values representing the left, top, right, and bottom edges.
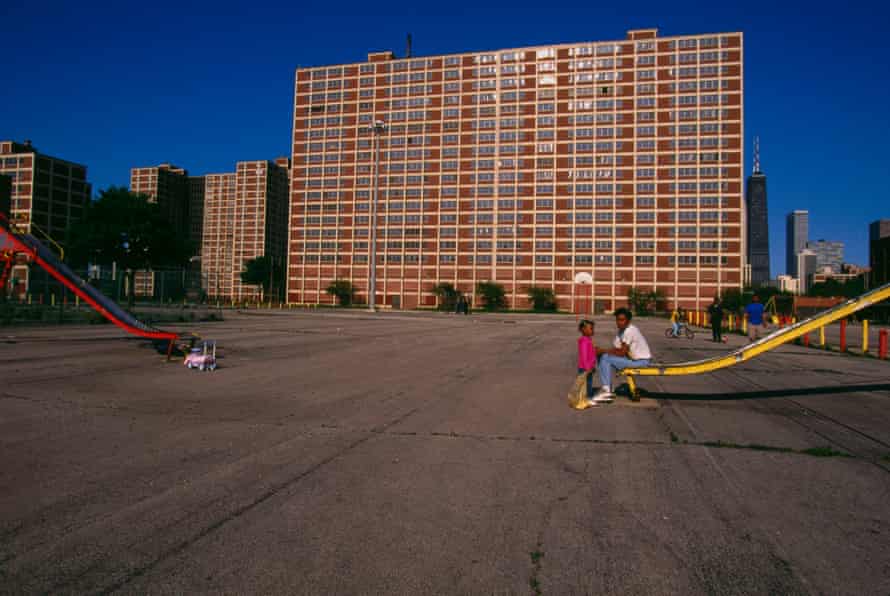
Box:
577, 319, 598, 401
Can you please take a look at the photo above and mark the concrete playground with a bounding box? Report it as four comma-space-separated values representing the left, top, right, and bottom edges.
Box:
1, 310, 889, 595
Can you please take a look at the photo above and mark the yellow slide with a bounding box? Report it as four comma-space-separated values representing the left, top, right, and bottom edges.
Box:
622, 282, 890, 399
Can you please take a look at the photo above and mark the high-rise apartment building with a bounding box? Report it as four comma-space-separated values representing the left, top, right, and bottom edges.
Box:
786, 210, 808, 277
0, 140, 92, 291
289, 29, 744, 311
0, 173, 10, 216
745, 137, 769, 285
202, 158, 289, 301
796, 248, 817, 293
805, 239, 844, 273
870, 219, 890, 288
188, 176, 206, 253
129, 164, 194, 249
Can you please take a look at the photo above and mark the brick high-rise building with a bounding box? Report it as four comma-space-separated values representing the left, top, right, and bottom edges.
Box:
0, 140, 92, 291
0, 173, 10, 216
202, 159, 289, 301
188, 176, 206, 253
288, 28, 744, 311
129, 164, 193, 248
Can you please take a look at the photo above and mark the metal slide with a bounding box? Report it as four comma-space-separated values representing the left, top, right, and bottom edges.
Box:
0, 215, 178, 350
622, 282, 890, 398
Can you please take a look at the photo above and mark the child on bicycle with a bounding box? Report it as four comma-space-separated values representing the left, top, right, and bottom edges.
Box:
577, 319, 598, 401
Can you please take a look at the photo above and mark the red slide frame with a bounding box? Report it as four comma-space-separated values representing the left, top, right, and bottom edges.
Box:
0, 214, 178, 354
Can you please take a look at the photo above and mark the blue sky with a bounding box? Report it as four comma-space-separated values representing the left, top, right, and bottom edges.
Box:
3, 0, 888, 274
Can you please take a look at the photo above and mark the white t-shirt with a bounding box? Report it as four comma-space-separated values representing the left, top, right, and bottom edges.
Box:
612, 324, 652, 360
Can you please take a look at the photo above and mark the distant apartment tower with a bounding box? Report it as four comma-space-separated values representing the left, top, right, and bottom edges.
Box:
188, 176, 206, 253
805, 239, 844, 273
745, 137, 769, 285
0, 140, 92, 291
289, 29, 744, 310
786, 210, 808, 276
0, 173, 10, 216
870, 219, 890, 287
129, 164, 197, 249
202, 158, 289, 301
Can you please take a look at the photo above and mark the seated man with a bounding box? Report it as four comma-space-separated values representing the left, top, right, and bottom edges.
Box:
593, 307, 652, 403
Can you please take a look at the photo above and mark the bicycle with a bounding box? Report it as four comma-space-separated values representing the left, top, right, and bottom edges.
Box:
665, 323, 695, 340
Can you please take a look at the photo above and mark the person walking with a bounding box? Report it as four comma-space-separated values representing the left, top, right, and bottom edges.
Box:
707, 297, 724, 343
593, 308, 652, 402
745, 295, 766, 342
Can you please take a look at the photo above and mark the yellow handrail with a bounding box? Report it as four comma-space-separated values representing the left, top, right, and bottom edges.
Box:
622, 282, 890, 398
12, 218, 65, 262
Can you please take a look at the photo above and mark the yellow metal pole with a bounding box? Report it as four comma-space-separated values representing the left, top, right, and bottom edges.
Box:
27, 293, 32, 305
862, 320, 869, 353
742, 315, 748, 335
819, 326, 825, 347
51, 294, 55, 307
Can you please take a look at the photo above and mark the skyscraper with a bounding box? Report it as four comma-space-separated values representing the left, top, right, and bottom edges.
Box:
805, 239, 844, 273
796, 248, 817, 293
786, 210, 808, 277
745, 137, 769, 285
870, 219, 890, 287
289, 29, 744, 310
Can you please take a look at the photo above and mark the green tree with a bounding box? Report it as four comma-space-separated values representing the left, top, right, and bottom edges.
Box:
719, 287, 748, 314
66, 187, 193, 307
240, 255, 285, 300
526, 286, 557, 311
626, 287, 666, 316
808, 276, 865, 299
476, 281, 507, 311
325, 279, 355, 306
432, 282, 461, 311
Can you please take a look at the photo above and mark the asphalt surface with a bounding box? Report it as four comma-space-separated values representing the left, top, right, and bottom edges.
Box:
1, 310, 889, 595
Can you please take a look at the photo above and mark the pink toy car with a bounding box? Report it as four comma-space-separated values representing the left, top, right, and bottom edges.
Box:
184, 341, 217, 371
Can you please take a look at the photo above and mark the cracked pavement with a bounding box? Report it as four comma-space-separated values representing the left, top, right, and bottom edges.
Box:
1, 310, 889, 595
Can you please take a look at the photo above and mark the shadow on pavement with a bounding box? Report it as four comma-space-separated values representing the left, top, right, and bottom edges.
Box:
645, 383, 890, 401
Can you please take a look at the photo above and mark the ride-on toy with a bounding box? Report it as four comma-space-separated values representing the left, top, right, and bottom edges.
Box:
184, 341, 217, 371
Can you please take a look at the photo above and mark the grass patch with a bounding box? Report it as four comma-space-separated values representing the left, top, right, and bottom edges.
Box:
800, 446, 852, 458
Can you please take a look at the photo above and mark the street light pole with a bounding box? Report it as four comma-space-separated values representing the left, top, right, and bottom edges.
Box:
368, 119, 386, 312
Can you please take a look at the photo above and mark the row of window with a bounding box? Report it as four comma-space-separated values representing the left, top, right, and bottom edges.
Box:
306, 38, 736, 79
307, 195, 729, 207
303, 239, 730, 251
298, 253, 731, 265
304, 76, 739, 103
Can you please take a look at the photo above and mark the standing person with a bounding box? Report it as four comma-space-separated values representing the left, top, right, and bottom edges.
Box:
708, 297, 724, 343
745, 295, 766, 342
594, 308, 653, 402
577, 319, 598, 403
